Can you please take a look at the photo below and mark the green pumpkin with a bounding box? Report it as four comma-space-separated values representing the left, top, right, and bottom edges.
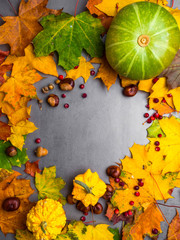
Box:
105, 2, 180, 80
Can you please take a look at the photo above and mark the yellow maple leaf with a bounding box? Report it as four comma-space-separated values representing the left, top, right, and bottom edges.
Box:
138, 79, 154, 93
91, 57, 117, 90
7, 120, 38, 150
121, 77, 138, 88
3, 44, 58, 76
95, 0, 168, 17
66, 56, 94, 83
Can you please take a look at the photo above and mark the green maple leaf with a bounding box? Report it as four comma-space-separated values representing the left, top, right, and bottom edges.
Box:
0, 140, 28, 170
35, 166, 66, 205
147, 119, 165, 138
33, 11, 105, 70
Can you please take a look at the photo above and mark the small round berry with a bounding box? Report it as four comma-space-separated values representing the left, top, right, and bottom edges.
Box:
58, 75, 64, 80
119, 181, 125, 187
134, 186, 139, 190
154, 141, 160, 146
144, 113, 149, 118
74, 65, 79, 69
127, 210, 133, 216
79, 84, 85, 89
134, 192, 140, 197
138, 179, 142, 182
167, 93, 172, 97
155, 147, 160, 151
61, 94, 66, 98
158, 134, 162, 138
152, 77, 159, 84
35, 138, 41, 144
153, 112, 159, 118
129, 201, 134, 206
153, 98, 159, 103
114, 208, 119, 214
147, 118, 152, 124
82, 93, 87, 98
158, 115, 163, 120
64, 103, 69, 109
80, 216, 86, 222
123, 211, 129, 217
84, 212, 88, 216
162, 98, 166, 103
138, 181, 144, 187
145, 104, 149, 109
150, 116, 155, 121
152, 228, 158, 234
90, 70, 95, 76
115, 178, 120, 183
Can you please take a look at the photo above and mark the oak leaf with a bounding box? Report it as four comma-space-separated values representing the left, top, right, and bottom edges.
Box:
66, 56, 94, 83
0, 140, 29, 170
167, 210, 180, 240
35, 166, 66, 205
90, 57, 117, 90
7, 120, 38, 150
24, 160, 41, 177
0, 121, 11, 141
33, 12, 105, 70
15, 229, 35, 240
0, 0, 62, 56
0, 172, 35, 235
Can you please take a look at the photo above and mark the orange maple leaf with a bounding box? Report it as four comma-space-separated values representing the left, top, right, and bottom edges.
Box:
0, 171, 35, 235
0, 0, 62, 56
24, 160, 41, 177
0, 121, 11, 141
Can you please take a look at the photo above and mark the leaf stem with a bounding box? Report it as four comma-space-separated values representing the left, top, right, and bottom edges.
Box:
157, 202, 180, 209
155, 202, 170, 225
150, 173, 165, 200
171, 0, 174, 8
7, 0, 17, 16
74, 0, 79, 17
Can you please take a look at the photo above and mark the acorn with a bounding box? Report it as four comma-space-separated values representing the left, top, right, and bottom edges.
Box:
35, 146, 48, 157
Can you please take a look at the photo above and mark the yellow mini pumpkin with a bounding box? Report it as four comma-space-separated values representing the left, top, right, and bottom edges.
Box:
72, 169, 106, 207
26, 198, 66, 240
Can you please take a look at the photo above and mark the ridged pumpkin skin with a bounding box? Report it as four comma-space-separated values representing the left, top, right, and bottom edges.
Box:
105, 2, 180, 80
26, 199, 66, 240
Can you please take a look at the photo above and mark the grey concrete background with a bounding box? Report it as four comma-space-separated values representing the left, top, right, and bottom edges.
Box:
0, 0, 179, 239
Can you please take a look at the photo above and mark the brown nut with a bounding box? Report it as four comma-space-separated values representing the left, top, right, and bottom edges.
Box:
47, 94, 59, 107
123, 84, 138, 97
55, 79, 60, 85
106, 165, 121, 178
106, 184, 114, 193
2, 197, 20, 211
93, 202, 103, 214
76, 201, 90, 213
5, 146, 17, 157
102, 191, 113, 200
35, 146, 48, 157
67, 194, 77, 205
59, 78, 75, 91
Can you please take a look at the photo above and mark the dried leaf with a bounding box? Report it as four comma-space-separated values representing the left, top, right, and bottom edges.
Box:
0, 50, 9, 65
0, 121, 11, 141
24, 160, 41, 177
86, 0, 103, 16
0, 0, 62, 56
15, 229, 35, 240
0, 168, 13, 182
168, 210, 180, 240
0, 64, 12, 86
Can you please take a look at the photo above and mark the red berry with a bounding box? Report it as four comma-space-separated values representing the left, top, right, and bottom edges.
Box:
162, 98, 166, 103
153, 98, 159, 103
127, 210, 133, 216
115, 178, 120, 183
58, 75, 64, 80
158, 115, 163, 120
129, 201, 134, 206
167, 93, 172, 97
90, 70, 95, 76
154, 141, 160, 146
80, 216, 86, 222
119, 181, 125, 187
134, 186, 139, 190
158, 134, 162, 138
155, 147, 160, 151
152, 228, 158, 234
138, 181, 144, 187
82, 93, 87, 98
84, 212, 88, 216
145, 104, 149, 109
138, 179, 142, 182
152, 77, 159, 83
123, 211, 129, 217
35, 138, 41, 144
114, 208, 119, 214
147, 118, 152, 124
64, 103, 69, 109
144, 113, 149, 118
153, 112, 159, 118
150, 116, 155, 121
79, 84, 85, 89
134, 192, 140, 197
61, 94, 66, 98
74, 65, 79, 69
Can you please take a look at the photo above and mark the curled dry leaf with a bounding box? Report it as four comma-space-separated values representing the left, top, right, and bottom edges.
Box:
0, 121, 11, 141
24, 160, 41, 177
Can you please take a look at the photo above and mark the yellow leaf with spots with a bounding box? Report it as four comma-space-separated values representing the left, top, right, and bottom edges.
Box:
7, 120, 38, 150
66, 56, 94, 83
91, 57, 117, 90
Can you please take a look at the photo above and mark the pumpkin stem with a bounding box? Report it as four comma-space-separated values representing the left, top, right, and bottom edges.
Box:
137, 35, 150, 47
75, 180, 95, 195
40, 221, 47, 234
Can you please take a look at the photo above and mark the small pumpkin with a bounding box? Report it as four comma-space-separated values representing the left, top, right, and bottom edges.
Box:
72, 169, 106, 207
26, 198, 66, 240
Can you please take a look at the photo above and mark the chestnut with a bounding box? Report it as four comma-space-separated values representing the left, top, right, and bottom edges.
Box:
106, 184, 114, 193
67, 194, 77, 205
2, 197, 20, 211
76, 201, 90, 213
93, 202, 103, 214
106, 165, 121, 178
47, 94, 59, 107
123, 84, 138, 97
102, 191, 113, 200
59, 78, 75, 91
5, 146, 17, 157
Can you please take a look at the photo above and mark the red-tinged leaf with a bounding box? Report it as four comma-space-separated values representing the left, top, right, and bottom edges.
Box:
24, 160, 41, 177
0, 64, 12, 86
0, 121, 11, 141
0, 50, 9, 65
168, 210, 180, 240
